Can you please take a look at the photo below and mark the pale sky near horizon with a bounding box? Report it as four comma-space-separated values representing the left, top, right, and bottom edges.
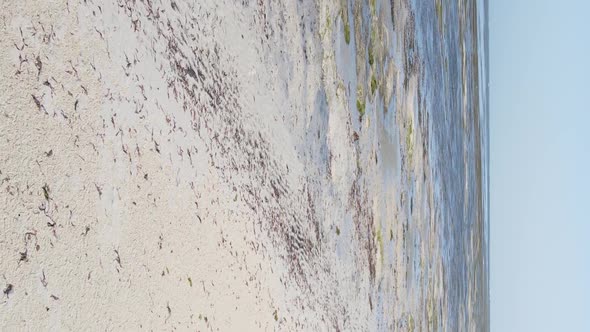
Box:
491, 0, 590, 331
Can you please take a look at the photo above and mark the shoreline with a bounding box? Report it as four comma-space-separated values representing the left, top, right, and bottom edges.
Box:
0, 0, 488, 330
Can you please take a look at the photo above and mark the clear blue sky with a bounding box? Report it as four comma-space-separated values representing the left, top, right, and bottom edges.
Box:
491, 0, 590, 331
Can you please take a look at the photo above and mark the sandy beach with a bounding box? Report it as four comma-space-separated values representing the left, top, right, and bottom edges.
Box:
0, 0, 488, 330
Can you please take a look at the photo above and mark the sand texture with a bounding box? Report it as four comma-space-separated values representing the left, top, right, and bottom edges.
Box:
0, 0, 488, 330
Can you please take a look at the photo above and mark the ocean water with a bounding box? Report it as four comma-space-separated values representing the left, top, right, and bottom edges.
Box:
333, 0, 489, 329
413, 0, 489, 329
407, 0, 489, 329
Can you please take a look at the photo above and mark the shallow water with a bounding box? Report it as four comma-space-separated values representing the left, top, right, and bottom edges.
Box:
410, 0, 489, 329
333, 0, 489, 329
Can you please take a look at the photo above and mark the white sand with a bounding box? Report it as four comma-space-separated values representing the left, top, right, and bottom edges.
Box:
0, 0, 439, 330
